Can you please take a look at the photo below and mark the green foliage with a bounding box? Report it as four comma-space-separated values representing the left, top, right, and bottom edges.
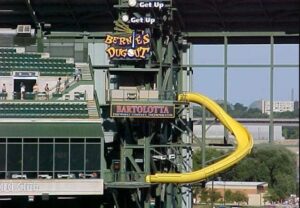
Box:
192, 144, 298, 202
222, 144, 297, 201
232, 191, 248, 205
224, 190, 234, 203
193, 148, 225, 171
200, 188, 209, 204
209, 189, 222, 203
198, 188, 223, 204
199, 188, 247, 205
274, 108, 299, 118
282, 126, 299, 139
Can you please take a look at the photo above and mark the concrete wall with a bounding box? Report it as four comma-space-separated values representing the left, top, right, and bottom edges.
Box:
193, 124, 284, 141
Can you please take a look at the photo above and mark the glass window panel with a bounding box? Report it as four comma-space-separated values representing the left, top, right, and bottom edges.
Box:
70, 144, 84, 171
39, 144, 53, 171
71, 138, 84, 143
55, 138, 69, 143
24, 138, 37, 143
23, 144, 37, 171
86, 144, 100, 171
274, 68, 299, 101
55, 144, 69, 171
0, 144, 5, 171
274, 44, 299, 65
86, 138, 101, 143
8, 138, 22, 143
7, 144, 21, 171
39, 138, 53, 143
193, 68, 224, 101
228, 68, 269, 106
192, 45, 224, 65
228, 44, 270, 64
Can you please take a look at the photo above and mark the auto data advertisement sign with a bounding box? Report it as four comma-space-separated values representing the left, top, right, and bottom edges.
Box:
111, 103, 175, 118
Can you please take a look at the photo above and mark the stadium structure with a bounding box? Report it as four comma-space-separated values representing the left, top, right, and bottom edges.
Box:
0, 0, 299, 207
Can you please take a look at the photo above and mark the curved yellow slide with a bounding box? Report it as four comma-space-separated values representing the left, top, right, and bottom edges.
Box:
146, 92, 253, 184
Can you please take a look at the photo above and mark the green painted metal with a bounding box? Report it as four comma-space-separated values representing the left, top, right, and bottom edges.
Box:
36, 28, 44, 53
83, 34, 89, 62
185, 31, 299, 37
0, 122, 103, 137
182, 64, 299, 68
47, 31, 108, 38
224, 36, 229, 141
202, 106, 206, 168
269, 36, 274, 143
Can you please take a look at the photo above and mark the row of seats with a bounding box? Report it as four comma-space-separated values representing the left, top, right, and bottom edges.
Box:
0, 53, 41, 59
0, 56, 67, 63
0, 102, 89, 118
0, 62, 74, 69
0, 48, 16, 53
0, 60, 72, 67
0, 48, 75, 76
0, 67, 73, 76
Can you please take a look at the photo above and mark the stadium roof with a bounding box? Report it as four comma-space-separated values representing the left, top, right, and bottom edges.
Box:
0, 0, 299, 43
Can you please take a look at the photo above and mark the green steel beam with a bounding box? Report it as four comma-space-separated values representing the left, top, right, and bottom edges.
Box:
181, 64, 299, 68
47, 31, 108, 38
224, 36, 229, 140
82, 34, 89, 62
157, 25, 163, 90
201, 107, 206, 168
24, 0, 39, 28
269, 36, 274, 143
185, 31, 299, 37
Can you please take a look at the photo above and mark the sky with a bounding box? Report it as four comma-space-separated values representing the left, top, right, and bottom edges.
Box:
191, 44, 299, 106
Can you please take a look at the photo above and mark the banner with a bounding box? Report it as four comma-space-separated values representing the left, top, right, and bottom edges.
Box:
111, 104, 175, 118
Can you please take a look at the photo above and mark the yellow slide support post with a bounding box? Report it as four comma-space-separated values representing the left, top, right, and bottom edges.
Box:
146, 92, 253, 184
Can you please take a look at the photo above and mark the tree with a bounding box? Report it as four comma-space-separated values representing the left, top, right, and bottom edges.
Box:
199, 188, 209, 204
224, 189, 234, 203
208, 189, 222, 204
221, 144, 298, 201
193, 148, 225, 171
232, 191, 248, 205
282, 126, 299, 139
192, 144, 298, 202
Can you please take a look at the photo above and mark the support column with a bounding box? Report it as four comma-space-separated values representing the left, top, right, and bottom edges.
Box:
223, 36, 228, 140
201, 107, 206, 168
82, 33, 89, 62
36, 27, 44, 53
269, 36, 274, 143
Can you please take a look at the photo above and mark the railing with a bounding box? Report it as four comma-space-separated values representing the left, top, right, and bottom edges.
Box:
107, 89, 176, 101
88, 56, 94, 80
0, 91, 86, 101
93, 90, 101, 116
1, 171, 100, 180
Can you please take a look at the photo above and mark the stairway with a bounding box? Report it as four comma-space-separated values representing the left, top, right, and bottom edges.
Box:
76, 63, 92, 81
87, 100, 99, 119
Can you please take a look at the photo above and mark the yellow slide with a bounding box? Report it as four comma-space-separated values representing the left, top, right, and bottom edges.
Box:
146, 92, 253, 184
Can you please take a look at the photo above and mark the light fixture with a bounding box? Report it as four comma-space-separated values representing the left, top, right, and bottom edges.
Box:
121, 14, 130, 22
128, 0, 137, 7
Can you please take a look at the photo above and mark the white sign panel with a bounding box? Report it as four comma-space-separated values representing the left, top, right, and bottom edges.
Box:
0, 179, 103, 196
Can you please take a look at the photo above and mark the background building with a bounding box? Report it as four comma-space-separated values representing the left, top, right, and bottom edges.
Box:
250, 100, 296, 115
205, 181, 268, 206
